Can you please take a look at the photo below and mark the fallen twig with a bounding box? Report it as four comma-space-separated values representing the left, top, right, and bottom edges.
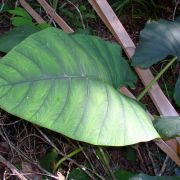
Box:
0, 125, 61, 180
159, 156, 169, 176
0, 154, 28, 180
172, 0, 180, 20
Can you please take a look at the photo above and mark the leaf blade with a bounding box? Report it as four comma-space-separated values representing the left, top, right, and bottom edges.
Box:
0, 25, 40, 53
154, 116, 180, 138
0, 28, 159, 146
132, 19, 180, 67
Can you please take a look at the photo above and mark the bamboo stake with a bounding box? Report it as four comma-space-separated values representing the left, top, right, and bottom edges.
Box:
20, 0, 45, 24
36, 0, 74, 33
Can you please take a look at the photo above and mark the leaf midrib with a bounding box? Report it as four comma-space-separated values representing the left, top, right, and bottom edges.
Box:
0, 75, 111, 88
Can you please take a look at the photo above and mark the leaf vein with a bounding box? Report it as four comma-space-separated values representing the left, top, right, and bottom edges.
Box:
30, 80, 54, 119
97, 84, 109, 144
53, 78, 71, 122
73, 78, 90, 135
10, 82, 34, 112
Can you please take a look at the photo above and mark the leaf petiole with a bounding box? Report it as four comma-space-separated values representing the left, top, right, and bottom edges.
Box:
137, 56, 177, 101
54, 147, 82, 172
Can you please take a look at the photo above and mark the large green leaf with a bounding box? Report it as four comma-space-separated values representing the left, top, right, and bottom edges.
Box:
0, 25, 40, 53
132, 18, 180, 106
132, 18, 180, 67
0, 28, 159, 146
154, 116, 180, 138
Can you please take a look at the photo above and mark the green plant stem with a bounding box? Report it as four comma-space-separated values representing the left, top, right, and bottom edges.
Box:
136, 56, 177, 101
98, 147, 116, 180
54, 147, 82, 171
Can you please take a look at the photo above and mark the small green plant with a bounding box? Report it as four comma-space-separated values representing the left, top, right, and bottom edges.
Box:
0, 6, 50, 53
0, 27, 159, 146
132, 18, 180, 140
132, 17, 180, 107
7, 7, 34, 26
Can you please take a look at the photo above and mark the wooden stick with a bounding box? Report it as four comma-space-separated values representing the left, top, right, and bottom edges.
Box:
36, 0, 74, 33
19, 0, 45, 24
0, 154, 28, 180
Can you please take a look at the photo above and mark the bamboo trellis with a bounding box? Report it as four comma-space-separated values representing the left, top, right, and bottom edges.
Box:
19, 0, 180, 166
